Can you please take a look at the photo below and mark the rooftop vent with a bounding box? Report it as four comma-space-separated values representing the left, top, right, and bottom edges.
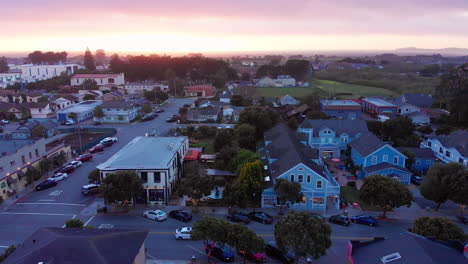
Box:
381, 252, 401, 263
264, 176, 271, 182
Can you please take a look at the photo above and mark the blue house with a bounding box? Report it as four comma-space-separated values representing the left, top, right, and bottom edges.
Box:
297, 119, 368, 159
320, 100, 362, 120
11, 120, 58, 139
397, 147, 435, 174
350, 133, 412, 184
258, 124, 340, 212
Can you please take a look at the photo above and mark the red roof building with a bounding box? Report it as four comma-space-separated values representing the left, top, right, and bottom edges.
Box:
184, 85, 216, 98
184, 150, 201, 161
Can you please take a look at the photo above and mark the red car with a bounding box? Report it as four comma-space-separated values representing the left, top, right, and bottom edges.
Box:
76, 153, 93, 162
89, 144, 105, 153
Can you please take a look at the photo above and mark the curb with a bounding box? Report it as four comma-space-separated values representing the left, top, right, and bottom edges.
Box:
377, 218, 399, 221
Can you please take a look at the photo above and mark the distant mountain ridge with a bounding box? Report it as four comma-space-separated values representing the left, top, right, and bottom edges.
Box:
395, 47, 468, 56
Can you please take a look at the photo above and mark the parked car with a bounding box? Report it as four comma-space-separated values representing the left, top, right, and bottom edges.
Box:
76, 153, 93, 162
65, 119, 76, 125
100, 137, 117, 146
81, 184, 100, 195
174, 227, 192, 240
89, 144, 105, 153
168, 210, 192, 222
68, 160, 82, 168
411, 175, 423, 185
55, 165, 75, 174
36, 180, 58, 191
227, 212, 250, 224
329, 214, 351, 226
48, 173, 68, 182
351, 215, 378, 227
237, 249, 266, 263
142, 113, 157, 121
143, 210, 167, 221
155, 108, 164, 113
165, 116, 177, 123
248, 211, 273, 224
205, 242, 235, 262
1, 120, 10, 125
456, 215, 468, 225
265, 241, 294, 264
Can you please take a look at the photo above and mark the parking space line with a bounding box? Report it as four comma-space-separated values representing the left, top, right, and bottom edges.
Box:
16, 203, 86, 207
186, 245, 208, 256
0, 212, 74, 216
84, 216, 95, 226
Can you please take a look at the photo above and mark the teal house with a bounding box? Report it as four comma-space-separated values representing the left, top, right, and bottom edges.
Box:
350, 133, 412, 184
258, 124, 340, 212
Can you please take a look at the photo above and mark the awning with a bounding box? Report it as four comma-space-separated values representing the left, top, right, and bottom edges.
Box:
184, 150, 201, 161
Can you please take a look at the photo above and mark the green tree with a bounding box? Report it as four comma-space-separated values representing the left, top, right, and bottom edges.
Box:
420, 163, 465, 211
0, 56, 8, 73
227, 149, 259, 173
65, 219, 84, 228
228, 223, 266, 264
230, 95, 245, 106
238, 106, 279, 139
177, 174, 215, 206
223, 183, 248, 208
302, 94, 322, 111
447, 167, 468, 210
235, 124, 257, 151
435, 124, 455, 135
38, 96, 49, 103
401, 149, 415, 169
238, 160, 264, 208
287, 117, 299, 130
436, 64, 468, 127
84, 48, 96, 71
214, 129, 235, 152
38, 158, 51, 178
82, 79, 99, 90
417, 125, 433, 134
212, 69, 228, 89
382, 116, 420, 147
274, 179, 303, 214
0, 245, 16, 262
142, 103, 153, 114
144, 90, 156, 101
52, 152, 67, 168
155, 90, 169, 102
67, 112, 78, 121
215, 146, 238, 171
275, 211, 332, 262
410, 216, 466, 241
83, 94, 96, 100
93, 106, 105, 121
25, 167, 41, 186
88, 168, 100, 183
100, 171, 144, 203
360, 175, 413, 218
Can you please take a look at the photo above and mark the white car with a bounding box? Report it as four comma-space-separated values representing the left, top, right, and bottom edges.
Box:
0, 120, 9, 125
143, 210, 167, 221
68, 160, 82, 168
65, 119, 76, 125
100, 137, 118, 145
48, 172, 68, 182
175, 227, 192, 240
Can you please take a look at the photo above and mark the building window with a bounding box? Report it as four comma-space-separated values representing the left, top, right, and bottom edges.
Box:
393, 156, 399, 165
426, 160, 432, 164
10, 161, 15, 166
383, 155, 388, 162
445, 151, 450, 158
312, 197, 324, 205
21, 155, 26, 164
459, 158, 464, 164
415, 160, 421, 165
154, 172, 161, 183
439, 147, 443, 154
29, 152, 32, 159
298, 175, 304, 182
290, 175, 294, 182
342, 137, 348, 143
140, 172, 148, 183
316, 180, 322, 189
428, 141, 432, 147
371, 156, 377, 164
298, 167, 303, 171
307, 175, 311, 183
35, 149, 39, 157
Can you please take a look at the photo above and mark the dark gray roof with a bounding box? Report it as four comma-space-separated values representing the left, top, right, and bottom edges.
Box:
39, 120, 58, 130
299, 119, 368, 137
362, 162, 411, 174
263, 123, 326, 179
101, 100, 135, 109
0, 139, 36, 156
428, 130, 468, 156
350, 132, 386, 157
396, 147, 435, 159
351, 232, 467, 264
3, 227, 148, 264
395, 94, 434, 108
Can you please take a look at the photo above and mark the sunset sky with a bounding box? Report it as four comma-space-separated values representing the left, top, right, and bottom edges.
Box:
2, 0, 468, 54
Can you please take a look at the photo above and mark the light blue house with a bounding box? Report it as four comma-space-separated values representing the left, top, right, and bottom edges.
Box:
97, 100, 138, 123
397, 147, 435, 174
420, 130, 468, 167
258, 124, 340, 212
297, 119, 368, 159
350, 133, 412, 184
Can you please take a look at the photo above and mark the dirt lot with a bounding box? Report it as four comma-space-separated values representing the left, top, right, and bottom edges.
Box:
48, 132, 106, 152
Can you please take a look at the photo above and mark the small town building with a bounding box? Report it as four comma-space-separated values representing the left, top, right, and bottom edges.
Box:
222, 105, 244, 122
125, 82, 168, 94
97, 100, 138, 123
278, 94, 299, 106
219, 90, 232, 103
394, 93, 434, 115
275, 75, 296, 87
103, 91, 124, 101
403, 111, 430, 125
12, 120, 58, 139
71, 73, 125, 86
97, 136, 189, 205
321, 100, 362, 120
56, 100, 102, 122
361, 97, 397, 118
0, 73, 22, 88
397, 147, 436, 174
421, 130, 468, 167
187, 108, 219, 122
184, 85, 216, 98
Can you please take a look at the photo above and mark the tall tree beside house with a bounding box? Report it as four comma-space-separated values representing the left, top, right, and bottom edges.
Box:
143, 90, 156, 101
238, 160, 264, 208
359, 175, 413, 218
274, 179, 303, 215
447, 167, 468, 211
25, 166, 41, 186
82, 79, 99, 90
38, 158, 51, 178
228, 224, 266, 264
32, 125, 46, 138
84, 48, 96, 71
214, 129, 235, 152
274, 211, 332, 263
381, 116, 420, 147
155, 90, 169, 102
109, 53, 124, 73
302, 94, 321, 111
176, 174, 215, 207
83, 94, 96, 100
410, 216, 466, 242
238, 106, 279, 139
235, 124, 257, 151
141, 103, 153, 114
67, 112, 78, 121
230, 95, 246, 106
420, 163, 466, 211
52, 152, 67, 168
88, 168, 100, 183
93, 106, 105, 122
100, 171, 144, 204
223, 183, 248, 208
0, 56, 8, 73
401, 149, 415, 169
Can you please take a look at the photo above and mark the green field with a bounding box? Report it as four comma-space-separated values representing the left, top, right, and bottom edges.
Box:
254, 79, 398, 99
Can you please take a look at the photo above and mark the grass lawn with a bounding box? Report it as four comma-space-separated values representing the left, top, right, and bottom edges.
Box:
340, 186, 381, 212
190, 139, 215, 154
254, 79, 398, 99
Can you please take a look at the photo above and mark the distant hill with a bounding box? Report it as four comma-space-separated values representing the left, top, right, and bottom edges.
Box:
395, 47, 468, 56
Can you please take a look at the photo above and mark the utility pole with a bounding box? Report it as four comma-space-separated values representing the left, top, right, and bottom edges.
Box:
78, 124, 83, 155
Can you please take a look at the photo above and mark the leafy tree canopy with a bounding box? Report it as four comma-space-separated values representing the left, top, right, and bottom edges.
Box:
410, 216, 466, 241
65, 219, 84, 228
100, 171, 144, 203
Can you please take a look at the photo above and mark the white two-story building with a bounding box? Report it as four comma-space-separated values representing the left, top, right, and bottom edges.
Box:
71, 73, 125, 86
97, 136, 189, 205
421, 130, 468, 167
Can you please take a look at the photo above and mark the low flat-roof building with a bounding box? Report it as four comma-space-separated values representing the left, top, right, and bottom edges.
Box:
97, 136, 189, 204
362, 97, 397, 118
321, 100, 362, 120
56, 100, 102, 122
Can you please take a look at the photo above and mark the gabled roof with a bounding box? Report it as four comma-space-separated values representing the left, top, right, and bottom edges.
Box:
350, 232, 466, 264
263, 123, 326, 180
58, 94, 79, 101
299, 119, 368, 137
428, 130, 468, 156
184, 85, 216, 96
3, 227, 148, 264
362, 162, 411, 174
396, 94, 434, 108
396, 147, 435, 159
350, 132, 386, 157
